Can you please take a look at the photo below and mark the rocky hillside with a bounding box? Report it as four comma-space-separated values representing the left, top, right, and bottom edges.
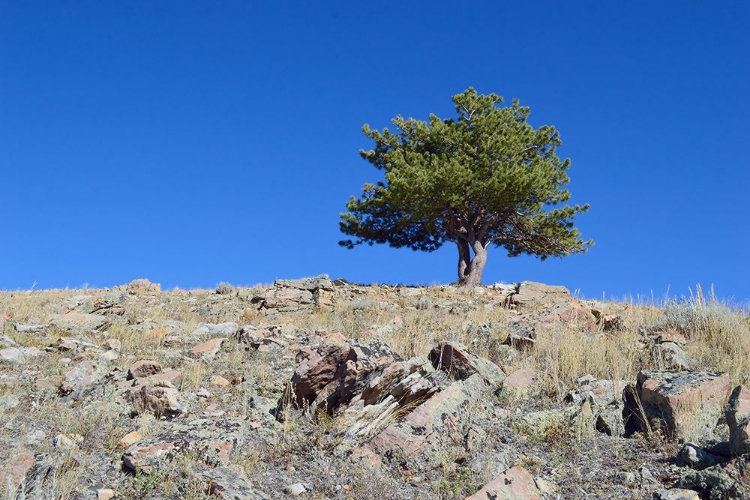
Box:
1, 276, 749, 499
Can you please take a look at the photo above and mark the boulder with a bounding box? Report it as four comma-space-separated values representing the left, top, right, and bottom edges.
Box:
260, 275, 334, 312
277, 338, 400, 418
623, 370, 731, 441
339, 356, 439, 437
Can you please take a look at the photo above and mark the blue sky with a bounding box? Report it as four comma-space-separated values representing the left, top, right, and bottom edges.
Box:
1, 2, 748, 304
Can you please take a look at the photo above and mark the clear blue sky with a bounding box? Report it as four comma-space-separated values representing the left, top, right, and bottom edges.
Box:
2, 2, 748, 304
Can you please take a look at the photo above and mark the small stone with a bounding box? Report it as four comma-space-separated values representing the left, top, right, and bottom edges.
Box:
119, 431, 143, 448
53, 433, 83, 449
97, 488, 116, 500
128, 360, 163, 380
210, 375, 231, 387
286, 483, 307, 496
653, 488, 700, 500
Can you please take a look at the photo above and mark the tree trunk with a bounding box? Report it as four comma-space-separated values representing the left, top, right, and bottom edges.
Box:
456, 240, 487, 287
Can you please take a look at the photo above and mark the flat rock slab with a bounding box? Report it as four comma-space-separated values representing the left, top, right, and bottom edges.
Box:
624, 370, 730, 441
465, 466, 542, 500
122, 417, 245, 473
195, 466, 271, 499
508, 281, 570, 309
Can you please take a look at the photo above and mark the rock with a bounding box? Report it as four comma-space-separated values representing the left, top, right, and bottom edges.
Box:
59, 361, 106, 400
210, 375, 231, 387
235, 326, 289, 352
653, 341, 694, 370
50, 312, 109, 333
465, 466, 542, 500
103, 338, 121, 352
508, 281, 570, 309
675, 461, 748, 499
0, 454, 35, 494
191, 337, 226, 359
0, 393, 20, 409
119, 431, 143, 448
502, 367, 536, 396
97, 488, 115, 500
189, 322, 238, 339
508, 300, 596, 345
13, 323, 46, 333
53, 433, 83, 449
127, 359, 163, 380
124, 278, 161, 295
725, 385, 750, 456
285, 483, 307, 496
122, 417, 245, 473
126, 381, 185, 417
623, 370, 731, 441
197, 466, 271, 499
354, 373, 490, 471
653, 489, 700, 500
277, 338, 401, 418
428, 341, 505, 389
595, 403, 626, 437
339, 356, 439, 437
676, 442, 720, 469
260, 275, 335, 312
0, 346, 42, 364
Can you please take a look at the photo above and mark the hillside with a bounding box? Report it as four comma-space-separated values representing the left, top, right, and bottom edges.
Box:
1, 276, 749, 499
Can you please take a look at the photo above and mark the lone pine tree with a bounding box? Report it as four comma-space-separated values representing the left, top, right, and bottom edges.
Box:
340, 88, 592, 287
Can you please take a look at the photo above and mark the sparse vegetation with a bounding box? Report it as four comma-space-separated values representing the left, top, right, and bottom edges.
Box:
0, 280, 748, 498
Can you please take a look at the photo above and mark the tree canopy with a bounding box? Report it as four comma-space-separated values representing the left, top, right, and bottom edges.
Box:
340, 88, 592, 286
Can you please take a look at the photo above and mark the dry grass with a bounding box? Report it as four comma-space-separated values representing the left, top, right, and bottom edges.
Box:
1, 281, 749, 499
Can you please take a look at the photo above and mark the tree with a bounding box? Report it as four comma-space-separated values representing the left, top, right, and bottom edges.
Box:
339, 88, 593, 287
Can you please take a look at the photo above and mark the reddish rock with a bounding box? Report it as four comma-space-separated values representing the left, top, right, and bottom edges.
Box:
0, 454, 35, 493
465, 466, 542, 500
127, 360, 163, 380
277, 339, 400, 418
624, 370, 731, 441
503, 368, 537, 392
192, 338, 225, 359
